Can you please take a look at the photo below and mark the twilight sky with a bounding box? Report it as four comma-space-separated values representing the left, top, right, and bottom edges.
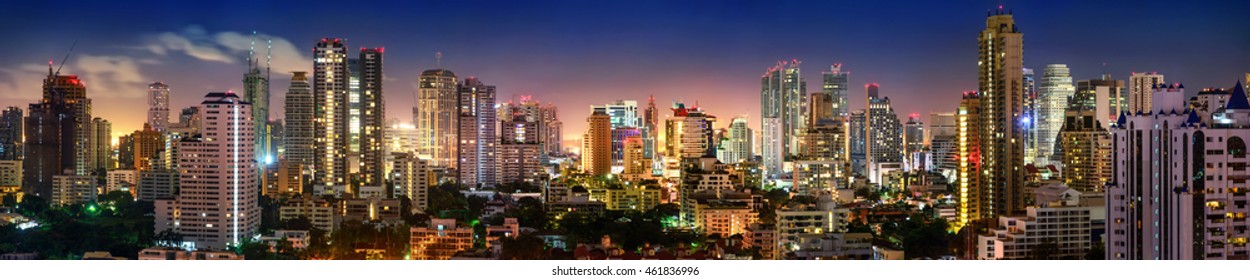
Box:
1, 0, 1248, 148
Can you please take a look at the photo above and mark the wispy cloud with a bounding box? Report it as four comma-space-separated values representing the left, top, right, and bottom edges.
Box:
142, 25, 311, 76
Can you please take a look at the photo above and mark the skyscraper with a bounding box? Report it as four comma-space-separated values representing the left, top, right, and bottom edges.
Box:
89, 117, 112, 171
456, 77, 497, 188
1058, 107, 1111, 193
623, 137, 647, 175
25, 66, 91, 199
243, 36, 271, 165
1035, 64, 1074, 166
643, 96, 658, 160
1128, 72, 1165, 114
663, 102, 715, 178
358, 48, 385, 188
0, 107, 22, 161
865, 84, 903, 178
148, 82, 170, 133
904, 114, 924, 168
154, 92, 259, 250
716, 116, 753, 164
284, 72, 314, 167
848, 110, 867, 174
312, 38, 349, 193
415, 69, 459, 168
976, 8, 1026, 216
1074, 74, 1127, 127
499, 113, 545, 184
760, 60, 806, 176
582, 109, 612, 175
131, 123, 164, 172
592, 100, 640, 128
956, 91, 982, 228
1022, 68, 1037, 165
824, 64, 850, 119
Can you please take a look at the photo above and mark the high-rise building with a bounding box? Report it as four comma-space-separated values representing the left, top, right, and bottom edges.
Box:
131, 123, 164, 172
1058, 108, 1111, 193
928, 112, 959, 175
592, 100, 639, 129
955, 91, 982, 228
148, 82, 171, 133
1074, 74, 1127, 127
865, 84, 903, 181
1107, 82, 1250, 260
154, 92, 259, 250
0, 107, 20, 161
716, 116, 753, 164
312, 38, 349, 193
1035, 64, 1075, 166
808, 92, 832, 126
848, 110, 867, 174
975, 9, 1027, 216
499, 114, 545, 184
582, 109, 612, 176
1128, 72, 1165, 115
663, 103, 716, 178
24, 66, 91, 199
824, 64, 850, 119
50, 170, 95, 206
623, 137, 647, 175
283, 72, 314, 167
643, 96, 658, 165
761, 60, 806, 176
904, 114, 924, 159
393, 152, 432, 211
1023, 68, 1037, 165
347, 58, 362, 156
610, 127, 641, 169
415, 69, 459, 168
89, 117, 112, 171
457, 77, 497, 188
358, 48, 385, 188
800, 119, 846, 161
243, 37, 271, 165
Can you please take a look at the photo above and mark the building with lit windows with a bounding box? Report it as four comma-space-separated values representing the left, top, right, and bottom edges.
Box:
88, 117, 111, 171
956, 91, 983, 228
623, 136, 648, 175
312, 39, 349, 194
25, 68, 91, 199
865, 84, 903, 182
1058, 108, 1112, 193
0, 160, 20, 188
457, 77, 497, 188
243, 38, 271, 167
1127, 72, 1164, 115
279, 197, 336, 232
393, 152, 433, 212
792, 160, 846, 196
976, 9, 1027, 217
137, 169, 177, 201
788, 232, 873, 260
904, 114, 925, 170
663, 103, 716, 178
761, 60, 805, 177
776, 199, 850, 255
823, 64, 850, 119
716, 116, 753, 165
499, 114, 545, 184
582, 109, 612, 175
50, 170, 96, 206
154, 92, 259, 251
105, 169, 138, 194
416, 69, 459, 168
977, 206, 1096, 259
358, 48, 385, 188
148, 82, 170, 133
1036, 64, 1074, 166
692, 193, 758, 237
283, 72, 314, 168
411, 218, 474, 260
0, 107, 23, 161
588, 185, 661, 211
1074, 74, 1127, 128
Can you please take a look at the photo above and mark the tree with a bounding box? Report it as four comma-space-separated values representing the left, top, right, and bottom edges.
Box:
1085, 242, 1105, 260
154, 229, 184, 247
499, 233, 549, 259
1030, 238, 1059, 260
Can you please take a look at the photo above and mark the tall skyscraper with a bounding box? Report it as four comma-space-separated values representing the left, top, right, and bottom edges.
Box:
25, 66, 91, 199
312, 38, 349, 192
808, 92, 832, 126
716, 116, 753, 164
956, 91, 982, 228
824, 64, 850, 119
1035, 64, 1074, 166
541, 103, 563, 156
848, 110, 867, 174
904, 114, 924, 162
592, 100, 640, 128
415, 69, 459, 168
347, 58, 362, 155
456, 77, 497, 188
928, 112, 959, 175
284, 72, 314, 167
865, 84, 904, 176
1128, 72, 1165, 114
148, 82, 171, 133
243, 35, 271, 165
131, 123, 164, 172
582, 109, 612, 175
499, 113, 545, 184
975, 8, 1026, 216
89, 117, 112, 171
358, 48, 385, 187
154, 91, 259, 250
1022, 68, 1037, 165
0, 107, 22, 161
643, 96, 658, 160
760, 60, 806, 176
1074, 74, 1127, 127
393, 153, 433, 211
1058, 107, 1111, 193
663, 102, 715, 178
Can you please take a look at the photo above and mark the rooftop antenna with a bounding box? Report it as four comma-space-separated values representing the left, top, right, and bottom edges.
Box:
436, 51, 443, 67
248, 31, 256, 68
266, 38, 272, 79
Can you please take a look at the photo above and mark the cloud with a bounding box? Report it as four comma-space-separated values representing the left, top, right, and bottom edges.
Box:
0, 63, 50, 100
141, 26, 311, 76
69, 55, 149, 99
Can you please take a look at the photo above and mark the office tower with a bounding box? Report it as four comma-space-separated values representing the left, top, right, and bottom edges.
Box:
592, 100, 640, 128
643, 96, 658, 160
415, 69, 459, 168
928, 112, 958, 144
623, 137, 647, 175
148, 82, 171, 132
610, 127, 641, 168
824, 64, 850, 119
800, 119, 846, 161
456, 77, 497, 188
1058, 108, 1111, 193
956, 91, 982, 228
347, 58, 361, 155
928, 112, 958, 174
663, 103, 716, 178
243, 37, 271, 165
848, 110, 867, 174
761, 60, 806, 176
1023, 68, 1037, 165
24, 66, 91, 199
808, 92, 832, 126
284, 71, 314, 166
50, 170, 95, 206
1128, 72, 1165, 114
359, 48, 385, 187
117, 135, 135, 170
795, 118, 849, 194
499, 114, 545, 184
865, 84, 903, 181
976, 9, 1026, 216
312, 38, 349, 192
717, 116, 753, 164
0, 107, 21, 161
174, 107, 202, 133
154, 92, 259, 250
1074, 74, 1127, 127
273, 159, 302, 197
393, 152, 432, 211
541, 103, 562, 155
1108, 82, 1250, 260
270, 120, 285, 160
89, 117, 112, 171
582, 109, 612, 175
132, 124, 164, 172
904, 114, 924, 158
1036, 64, 1075, 166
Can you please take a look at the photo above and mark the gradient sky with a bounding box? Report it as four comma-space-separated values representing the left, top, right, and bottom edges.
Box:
2, 0, 1248, 148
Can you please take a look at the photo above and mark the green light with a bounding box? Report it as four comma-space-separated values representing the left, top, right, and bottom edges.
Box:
86, 204, 98, 214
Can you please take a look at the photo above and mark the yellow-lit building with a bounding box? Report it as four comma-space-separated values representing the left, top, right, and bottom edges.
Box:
588, 185, 661, 211
410, 218, 473, 260
956, 91, 982, 229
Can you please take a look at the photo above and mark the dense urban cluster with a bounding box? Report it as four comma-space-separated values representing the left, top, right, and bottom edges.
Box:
1, 7, 1249, 261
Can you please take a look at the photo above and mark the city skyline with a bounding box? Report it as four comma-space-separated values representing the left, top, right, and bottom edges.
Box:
2, 1, 1248, 148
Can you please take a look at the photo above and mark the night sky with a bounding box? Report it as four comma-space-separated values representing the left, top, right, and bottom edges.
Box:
2, 0, 1248, 148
